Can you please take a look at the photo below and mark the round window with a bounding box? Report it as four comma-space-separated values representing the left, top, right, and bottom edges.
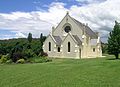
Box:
64, 26, 71, 33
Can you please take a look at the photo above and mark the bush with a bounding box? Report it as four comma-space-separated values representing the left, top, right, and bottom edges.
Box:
34, 58, 45, 63
33, 57, 52, 63
24, 49, 35, 58
5, 54, 10, 60
12, 52, 24, 62
6, 59, 13, 64
16, 59, 25, 64
26, 59, 34, 63
0, 55, 7, 63
45, 58, 52, 62
39, 52, 48, 57
0, 54, 2, 59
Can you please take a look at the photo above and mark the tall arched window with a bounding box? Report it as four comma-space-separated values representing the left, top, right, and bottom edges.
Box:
93, 48, 95, 52
49, 42, 51, 51
58, 47, 60, 52
68, 42, 70, 52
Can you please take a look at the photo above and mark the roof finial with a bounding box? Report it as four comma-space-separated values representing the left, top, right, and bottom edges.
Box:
66, 11, 69, 15
86, 23, 88, 26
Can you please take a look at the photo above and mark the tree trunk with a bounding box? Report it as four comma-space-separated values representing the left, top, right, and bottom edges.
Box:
115, 53, 119, 59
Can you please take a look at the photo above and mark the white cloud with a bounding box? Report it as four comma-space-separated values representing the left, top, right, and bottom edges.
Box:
0, 12, 53, 39
75, 0, 106, 4
0, 2, 68, 39
15, 32, 26, 38
69, 0, 120, 42
34, 2, 68, 25
0, 0, 120, 43
0, 12, 32, 20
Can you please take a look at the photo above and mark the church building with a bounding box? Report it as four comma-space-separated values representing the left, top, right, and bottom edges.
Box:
43, 12, 102, 59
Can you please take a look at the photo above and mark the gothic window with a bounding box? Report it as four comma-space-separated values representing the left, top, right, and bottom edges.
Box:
64, 26, 71, 33
93, 48, 95, 52
58, 47, 60, 52
49, 42, 51, 51
68, 42, 70, 52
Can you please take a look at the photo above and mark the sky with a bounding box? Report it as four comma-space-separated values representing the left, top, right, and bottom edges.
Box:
0, 0, 120, 43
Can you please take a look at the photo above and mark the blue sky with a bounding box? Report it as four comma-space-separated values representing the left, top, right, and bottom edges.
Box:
0, 0, 36, 13
0, 0, 120, 42
0, 0, 106, 13
0, 0, 80, 13
0, 0, 83, 40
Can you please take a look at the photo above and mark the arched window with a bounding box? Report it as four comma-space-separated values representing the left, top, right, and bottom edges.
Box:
49, 42, 51, 51
93, 48, 95, 52
58, 47, 60, 52
68, 42, 70, 52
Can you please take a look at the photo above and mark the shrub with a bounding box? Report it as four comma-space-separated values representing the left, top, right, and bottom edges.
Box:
0, 55, 7, 63
26, 59, 34, 63
33, 56, 52, 63
0, 54, 2, 59
39, 52, 48, 57
34, 58, 45, 63
12, 52, 24, 62
45, 58, 52, 62
24, 49, 35, 58
6, 59, 13, 64
16, 59, 25, 64
5, 54, 10, 60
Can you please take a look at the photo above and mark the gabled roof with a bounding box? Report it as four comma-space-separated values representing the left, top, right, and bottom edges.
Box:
53, 36, 62, 45
85, 26, 98, 39
61, 33, 82, 46
72, 35, 82, 45
71, 17, 98, 39
45, 35, 62, 46
43, 34, 56, 46
90, 39, 97, 45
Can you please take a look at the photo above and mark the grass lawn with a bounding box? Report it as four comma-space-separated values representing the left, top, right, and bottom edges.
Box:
0, 55, 120, 87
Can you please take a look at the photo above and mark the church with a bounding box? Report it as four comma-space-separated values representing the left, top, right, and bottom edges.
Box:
43, 12, 102, 59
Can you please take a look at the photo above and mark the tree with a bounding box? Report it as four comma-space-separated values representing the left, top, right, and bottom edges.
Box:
108, 21, 120, 59
28, 33, 32, 43
10, 42, 24, 62
101, 43, 108, 54
40, 33, 43, 45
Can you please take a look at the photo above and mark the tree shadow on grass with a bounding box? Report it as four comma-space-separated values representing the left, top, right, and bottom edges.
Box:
106, 58, 120, 60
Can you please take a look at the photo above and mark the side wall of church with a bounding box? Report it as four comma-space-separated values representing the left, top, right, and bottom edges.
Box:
43, 36, 58, 57
81, 35, 102, 58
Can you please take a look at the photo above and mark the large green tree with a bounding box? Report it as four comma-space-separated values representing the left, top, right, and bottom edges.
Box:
28, 33, 32, 43
108, 21, 120, 59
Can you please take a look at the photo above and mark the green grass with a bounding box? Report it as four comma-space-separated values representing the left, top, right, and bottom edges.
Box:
0, 55, 120, 87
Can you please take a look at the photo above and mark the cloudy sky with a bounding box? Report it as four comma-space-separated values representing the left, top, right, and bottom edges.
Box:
0, 0, 120, 42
